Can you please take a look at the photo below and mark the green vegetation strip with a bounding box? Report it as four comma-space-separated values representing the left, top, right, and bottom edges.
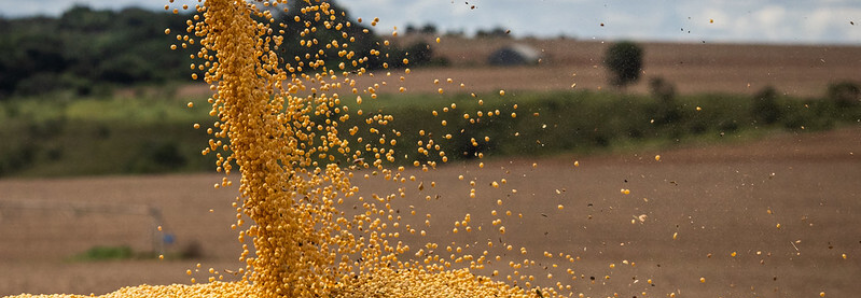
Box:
1, 89, 858, 178
67, 245, 142, 262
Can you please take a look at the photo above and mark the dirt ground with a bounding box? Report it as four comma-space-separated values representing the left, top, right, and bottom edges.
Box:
1, 125, 859, 297
174, 39, 861, 99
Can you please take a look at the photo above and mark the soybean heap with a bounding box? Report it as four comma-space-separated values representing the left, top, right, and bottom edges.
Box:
194, 0, 556, 295
13, 0, 565, 298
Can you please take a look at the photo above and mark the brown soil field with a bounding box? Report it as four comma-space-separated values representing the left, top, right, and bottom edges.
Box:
1, 126, 859, 297
175, 38, 861, 99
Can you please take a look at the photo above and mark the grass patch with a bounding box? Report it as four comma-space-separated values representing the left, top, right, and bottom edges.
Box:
68, 245, 141, 262
67, 243, 202, 262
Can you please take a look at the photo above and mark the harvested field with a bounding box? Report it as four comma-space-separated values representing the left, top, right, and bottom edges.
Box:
175, 39, 861, 99
1, 126, 859, 297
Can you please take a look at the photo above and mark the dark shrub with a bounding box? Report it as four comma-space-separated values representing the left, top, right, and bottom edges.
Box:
751, 86, 782, 125
827, 81, 860, 108
649, 77, 681, 124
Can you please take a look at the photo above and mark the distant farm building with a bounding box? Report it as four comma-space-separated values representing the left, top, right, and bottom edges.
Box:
487, 44, 543, 66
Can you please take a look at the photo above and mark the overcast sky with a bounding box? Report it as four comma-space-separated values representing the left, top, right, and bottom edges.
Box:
2, 0, 860, 45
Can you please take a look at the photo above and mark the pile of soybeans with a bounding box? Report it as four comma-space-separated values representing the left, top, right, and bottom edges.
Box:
11, 1, 581, 298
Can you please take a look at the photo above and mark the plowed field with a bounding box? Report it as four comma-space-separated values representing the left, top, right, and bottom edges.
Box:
2, 127, 859, 297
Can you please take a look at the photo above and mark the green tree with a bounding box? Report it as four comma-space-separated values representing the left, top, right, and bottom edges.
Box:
604, 41, 643, 89
421, 23, 438, 34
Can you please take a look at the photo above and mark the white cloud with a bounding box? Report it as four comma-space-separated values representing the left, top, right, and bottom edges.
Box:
804, 7, 861, 41
670, 1, 861, 44
754, 5, 787, 28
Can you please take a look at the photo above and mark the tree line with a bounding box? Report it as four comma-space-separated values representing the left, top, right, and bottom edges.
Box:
0, 6, 196, 98
0, 1, 438, 100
